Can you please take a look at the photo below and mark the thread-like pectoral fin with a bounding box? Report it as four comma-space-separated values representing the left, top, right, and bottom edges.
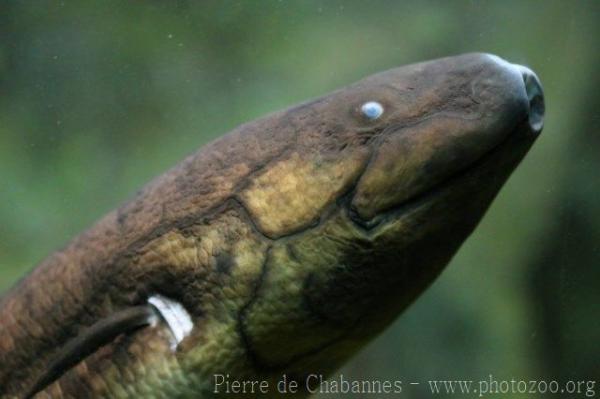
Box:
24, 305, 157, 398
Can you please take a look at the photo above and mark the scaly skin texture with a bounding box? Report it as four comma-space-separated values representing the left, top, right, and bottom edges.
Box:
0, 53, 543, 398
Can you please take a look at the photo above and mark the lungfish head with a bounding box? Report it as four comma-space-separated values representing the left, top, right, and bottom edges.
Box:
236, 53, 544, 382
0, 53, 545, 398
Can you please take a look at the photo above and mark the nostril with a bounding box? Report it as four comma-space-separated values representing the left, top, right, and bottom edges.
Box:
519, 66, 545, 132
528, 88, 544, 132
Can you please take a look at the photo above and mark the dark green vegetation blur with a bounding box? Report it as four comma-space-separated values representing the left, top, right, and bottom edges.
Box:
0, 1, 598, 397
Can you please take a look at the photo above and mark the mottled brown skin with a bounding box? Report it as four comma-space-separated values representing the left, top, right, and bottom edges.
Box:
0, 53, 543, 398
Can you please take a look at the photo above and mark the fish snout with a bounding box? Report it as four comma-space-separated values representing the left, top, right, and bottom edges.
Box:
514, 64, 545, 133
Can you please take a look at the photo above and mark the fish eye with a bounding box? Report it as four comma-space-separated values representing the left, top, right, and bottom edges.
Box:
360, 101, 384, 120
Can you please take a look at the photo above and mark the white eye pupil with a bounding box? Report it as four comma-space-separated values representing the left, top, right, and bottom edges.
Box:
361, 101, 384, 120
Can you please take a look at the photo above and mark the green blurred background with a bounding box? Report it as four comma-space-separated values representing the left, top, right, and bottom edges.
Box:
0, 1, 598, 397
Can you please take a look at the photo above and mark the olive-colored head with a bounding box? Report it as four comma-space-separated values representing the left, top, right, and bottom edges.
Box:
237, 53, 543, 382
0, 53, 544, 397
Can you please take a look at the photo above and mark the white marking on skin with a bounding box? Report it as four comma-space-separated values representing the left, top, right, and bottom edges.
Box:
148, 294, 194, 350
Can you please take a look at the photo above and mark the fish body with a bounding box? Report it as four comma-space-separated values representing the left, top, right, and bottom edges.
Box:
0, 53, 544, 398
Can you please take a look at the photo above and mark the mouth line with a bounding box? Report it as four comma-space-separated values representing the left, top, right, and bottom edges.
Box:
347, 117, 531, 232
